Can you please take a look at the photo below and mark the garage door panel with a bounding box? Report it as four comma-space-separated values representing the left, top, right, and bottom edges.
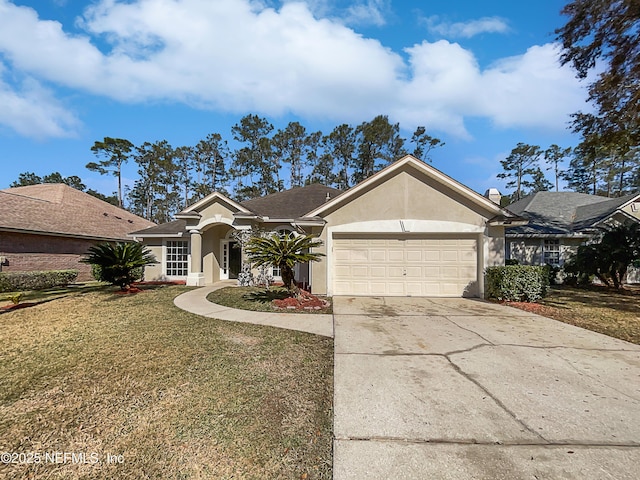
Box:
370, 249, 387, 261
406, 250, 422, 261
370, 266, 386, 277
388, 250, 405, 262
424, 251, 441, 262
333, 236, 478, 297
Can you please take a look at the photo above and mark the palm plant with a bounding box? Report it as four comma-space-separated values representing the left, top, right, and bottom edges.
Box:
82, 242, 157, 290
245, 233, 324, 296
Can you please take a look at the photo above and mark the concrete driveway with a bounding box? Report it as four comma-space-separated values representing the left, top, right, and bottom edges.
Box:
333, 296, 640, 479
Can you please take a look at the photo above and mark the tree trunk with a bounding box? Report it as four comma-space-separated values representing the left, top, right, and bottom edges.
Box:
280, 264, 301, 297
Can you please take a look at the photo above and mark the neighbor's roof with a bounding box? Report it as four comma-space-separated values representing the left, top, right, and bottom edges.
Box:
241, 183, 341, 219
506, 191, 638, 235
0, 183, 155, 240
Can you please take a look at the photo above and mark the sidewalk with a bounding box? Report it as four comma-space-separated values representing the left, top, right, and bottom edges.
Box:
173, 281, 334, 338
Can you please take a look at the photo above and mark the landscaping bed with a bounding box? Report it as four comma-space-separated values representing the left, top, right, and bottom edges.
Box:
207, 286, 333, 314
0, 285, 333, 479
506, 285, 640, 345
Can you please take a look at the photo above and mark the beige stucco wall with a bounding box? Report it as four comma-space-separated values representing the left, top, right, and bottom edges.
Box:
142, 242, 164, 280
322, 170, 487, 228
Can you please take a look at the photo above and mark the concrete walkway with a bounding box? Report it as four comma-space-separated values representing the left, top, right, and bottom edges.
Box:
333, 296, 640, 480
173, 282, 334, 337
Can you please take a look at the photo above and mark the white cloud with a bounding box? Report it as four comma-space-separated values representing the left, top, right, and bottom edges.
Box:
0, 63, 79, 138
343, 0, 389, 27
0, 0, 586, 139
421, 15, 510, 39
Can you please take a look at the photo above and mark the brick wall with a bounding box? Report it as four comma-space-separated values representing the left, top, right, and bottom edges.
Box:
0, 232, 98, 281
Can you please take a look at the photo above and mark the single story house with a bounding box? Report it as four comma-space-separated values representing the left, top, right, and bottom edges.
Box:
0, 183, 156, 281
505, 191, 640, 269
130, 155, 526, 297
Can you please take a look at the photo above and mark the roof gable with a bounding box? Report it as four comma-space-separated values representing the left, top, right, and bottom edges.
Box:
179, 191, 252, 216
306, 155, 509, 218
0, 184, 155, 240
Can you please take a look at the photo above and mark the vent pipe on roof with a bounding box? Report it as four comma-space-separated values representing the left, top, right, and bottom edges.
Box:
325, 192, 331, 201
484, 188, 502, 205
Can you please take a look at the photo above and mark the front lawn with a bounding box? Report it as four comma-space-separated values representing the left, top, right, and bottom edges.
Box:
0, 285, 333, 479
507, 285, 640, 345
207, 286, 333, 314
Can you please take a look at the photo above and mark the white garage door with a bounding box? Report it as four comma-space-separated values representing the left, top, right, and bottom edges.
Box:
333, 236, 478, 297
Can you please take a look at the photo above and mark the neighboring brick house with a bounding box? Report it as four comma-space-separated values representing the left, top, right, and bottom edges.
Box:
0, 184, 155, 281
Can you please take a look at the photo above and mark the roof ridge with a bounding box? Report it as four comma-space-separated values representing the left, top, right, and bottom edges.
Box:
0, 189, 53, 204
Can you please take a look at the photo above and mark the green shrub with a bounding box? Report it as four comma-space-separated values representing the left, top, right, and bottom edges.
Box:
91, 264, 144, 283
0, 270, 78, 293
485, 265, 549, 302
82, 242, 156, 290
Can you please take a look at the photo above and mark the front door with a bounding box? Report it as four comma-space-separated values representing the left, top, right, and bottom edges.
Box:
221, 240, 242, 280
229, 241, 241, 279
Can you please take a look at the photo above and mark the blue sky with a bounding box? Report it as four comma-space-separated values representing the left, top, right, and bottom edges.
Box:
0, 0, 587, 197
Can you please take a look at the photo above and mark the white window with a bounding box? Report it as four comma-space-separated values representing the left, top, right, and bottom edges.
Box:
166, 240, 189, 276
543, 240, 560, 266
271, 228, 293, 278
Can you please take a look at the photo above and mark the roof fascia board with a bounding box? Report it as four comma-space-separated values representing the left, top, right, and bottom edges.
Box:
174, 213, 201, 220
305, 155, 506, 217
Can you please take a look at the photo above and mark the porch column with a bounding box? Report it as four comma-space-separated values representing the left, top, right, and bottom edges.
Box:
186, 229, 206, 286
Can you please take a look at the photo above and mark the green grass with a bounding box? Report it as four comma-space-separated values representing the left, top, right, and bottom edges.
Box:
509, 285, 640, 345
0, 281, 107, 304
0, 285, 333, 479
207, 286, 333, 314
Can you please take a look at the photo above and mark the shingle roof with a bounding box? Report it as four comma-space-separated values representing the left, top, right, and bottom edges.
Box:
506, 191, 636, 235
130, 219, 187, 236
0, 184, 155, 240
240, 184, 341, 218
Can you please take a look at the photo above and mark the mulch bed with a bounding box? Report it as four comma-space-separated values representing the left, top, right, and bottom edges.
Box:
272, 290, 331, 311
0, 302, 39, 312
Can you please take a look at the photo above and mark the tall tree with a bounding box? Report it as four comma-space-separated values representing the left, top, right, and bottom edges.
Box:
174, 146, 194, 209
565, 154, 593, 193
498, 143, 546, 201
193, 133, 229, 199
544, 144, 572, 191
130, 140, 179, 223
352, 115, 406, 185
272, 121, 309, 189
87, 137, 134, 207
556, 1, 640, 156
410, 126, 444, 162
324, 124, 357, 190
231, 114, 276, 199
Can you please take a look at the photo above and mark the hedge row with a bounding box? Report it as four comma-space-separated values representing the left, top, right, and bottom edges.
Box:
0, 270, 78, 293
485, 265, 549, 302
